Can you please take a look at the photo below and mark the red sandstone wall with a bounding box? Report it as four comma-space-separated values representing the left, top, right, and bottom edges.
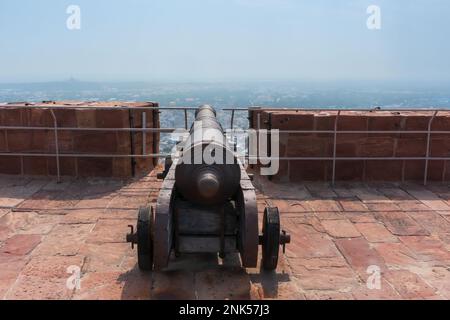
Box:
0, 101, 159, 178
249, 108, 450, 182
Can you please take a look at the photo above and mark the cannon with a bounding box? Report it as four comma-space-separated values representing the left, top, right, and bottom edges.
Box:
126, 105, 290, 271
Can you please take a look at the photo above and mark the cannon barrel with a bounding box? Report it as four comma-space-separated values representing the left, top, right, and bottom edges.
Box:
175, 105, 241, 205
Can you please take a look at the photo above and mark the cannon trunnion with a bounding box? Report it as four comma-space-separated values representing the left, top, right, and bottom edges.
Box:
126, 105, 290, 271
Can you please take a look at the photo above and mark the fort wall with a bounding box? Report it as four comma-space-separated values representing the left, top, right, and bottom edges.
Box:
0, 101, 159, 177
249, 108, 450, 182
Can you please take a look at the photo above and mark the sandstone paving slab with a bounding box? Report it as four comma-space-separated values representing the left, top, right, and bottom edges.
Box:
20, 254, 86, 279
86, 219, 135, 244
399, 236, 450, 263
378, 187, 414, 201
320, 219, 361, 238
41, 180, 74, 192
17, 190, 81, 212
0, 179, 48, 208
292, 265, 360, 292
287, 256, 349, 272
405, 188, 450, 212
246, 248, 302, 300
373, 211, 430, 236
79, 242, 131, 272
410, 266, 450, 299
303, 290, 354, 300
254, 178, 311, 200
384, 270, 438, 299
105, 195, 149, 213
366, 202, 402, 212
0, 254, 29, 299
0, 208, 9, 219
151, 270, 196, 300
33, 224, 94, 256
305, 183, 338, 199
269, 199, 309, 213
355, 222, 398, 243
72, 195, 114, 211
334, 238, 388, 279
407, 210, 450, 235
67, 179, 124, 198
284, 225, 341, 259
305, 199, 341, 213
249, 271, 303, 300
312, 210, 346, 220
61, 209, 102, 224
72, 270, 151, 300
395, 200, 430, 212
343, 211, 378, 223
350, 187, 391, 203
6, 274, 74, 300
102, 209, 138, 220
5, 254, 87, 299
339, 198, 369, 212
284, 216, 326, 234
351, 279, 401, 300
331, 185, 358, 198
0, 177, 31, 188
0, 211, 61, 237
195, 269, 252, 300
0, 234, 41, 256
251, 278, 305, 300
1, 174, 450, 300
373, 242, 424, 269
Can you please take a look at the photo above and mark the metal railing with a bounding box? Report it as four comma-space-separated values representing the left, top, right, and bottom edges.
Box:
243, 108, 450, 185
0, 105, 449, 185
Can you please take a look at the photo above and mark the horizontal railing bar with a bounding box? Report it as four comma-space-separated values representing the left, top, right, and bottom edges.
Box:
0, 126, 180, 132
0, 105, 197, 111
1, 126, 449, 134
250, 156, 450, 161
0, 152, 449, 161
222, 108, 250, 111
239, 107, 450, 112
0, 152, 172, 158
226, 129, 450, 134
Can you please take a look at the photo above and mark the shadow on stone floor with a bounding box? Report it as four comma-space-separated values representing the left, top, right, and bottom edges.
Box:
249, 269, 290, 299
119, 252, 289, 300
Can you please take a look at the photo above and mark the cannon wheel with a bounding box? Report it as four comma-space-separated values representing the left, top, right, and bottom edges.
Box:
137, 206, 153, 271
262, 207, 280, 271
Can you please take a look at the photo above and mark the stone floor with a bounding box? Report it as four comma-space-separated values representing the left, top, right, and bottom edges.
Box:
0, 169, 449, 300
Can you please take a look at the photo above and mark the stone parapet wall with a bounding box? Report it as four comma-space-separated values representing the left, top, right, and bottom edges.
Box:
249, 108, 450, 182
0, 101, 159, 177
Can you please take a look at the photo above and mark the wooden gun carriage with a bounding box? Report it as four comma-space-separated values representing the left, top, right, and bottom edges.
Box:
127, 105, 290, 271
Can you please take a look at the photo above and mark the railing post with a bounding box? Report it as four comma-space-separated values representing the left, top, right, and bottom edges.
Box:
142, 112, 146, 155
49, 110, 61, 183
230, 109, 235, 130
331, 111, 341, 186
424, 110, 438, 186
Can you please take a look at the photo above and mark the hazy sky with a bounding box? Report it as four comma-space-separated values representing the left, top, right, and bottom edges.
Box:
0, 0, 449, 83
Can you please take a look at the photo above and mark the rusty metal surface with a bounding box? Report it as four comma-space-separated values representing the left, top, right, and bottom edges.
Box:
153, 160, 177, 270
236, 163, 259, 268
175, 105, 241, 206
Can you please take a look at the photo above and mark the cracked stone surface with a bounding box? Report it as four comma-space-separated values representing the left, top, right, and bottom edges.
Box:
0, 169, 450, 300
